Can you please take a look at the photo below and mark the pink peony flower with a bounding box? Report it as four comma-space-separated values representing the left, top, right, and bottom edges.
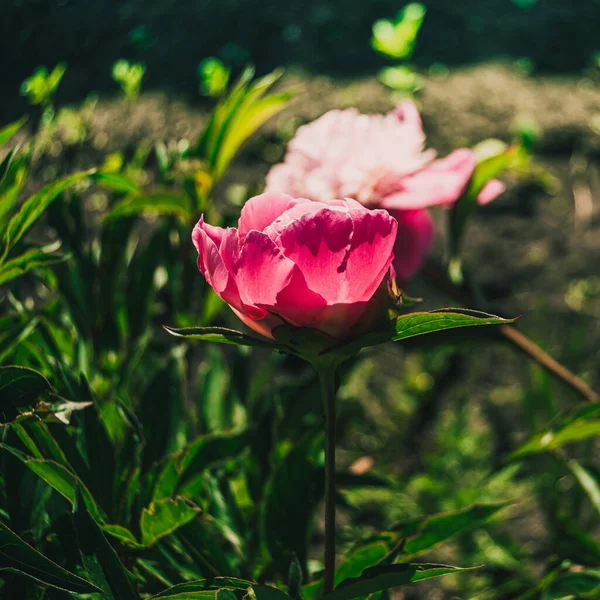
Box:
265, 101, 504, 279
193, 192, 397, 340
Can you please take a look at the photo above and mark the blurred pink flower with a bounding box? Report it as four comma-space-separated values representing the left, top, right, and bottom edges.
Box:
265, 101, 504, 279
193, 192, 397, 340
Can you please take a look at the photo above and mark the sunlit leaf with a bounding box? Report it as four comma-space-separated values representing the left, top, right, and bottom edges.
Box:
511, 410, 600, 459
567, 460, 600, 517
0, 117, 27, 147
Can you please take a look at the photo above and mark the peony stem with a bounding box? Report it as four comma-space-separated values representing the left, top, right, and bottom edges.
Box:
317, 364, 338, 596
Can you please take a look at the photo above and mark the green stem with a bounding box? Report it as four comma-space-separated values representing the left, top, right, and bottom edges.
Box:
317, 364, 338, 595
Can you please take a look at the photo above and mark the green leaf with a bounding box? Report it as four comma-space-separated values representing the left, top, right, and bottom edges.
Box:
141, 497, 201, 547
151, 578, 253, 598
543, 570, 600, 600
0, 519, 101, 594
371, 3, 426, 59
0, 146, 19, 188
377, 66, 422, 93
102, 524, 145, 549
214, 89, 297, 178
104, 191, 193, 222
0, 247, 67, 285
0, 444, 102, 521
567, 460, 600, 517
153, 430, 249, 500
0, 117, 27, 147
73, 489, 141, 600
330, 309, 516, 356
334, 542, 389, 587
261, 430, 323, 576
198, 57, 231, 97
164, 325, 276, 349
397, 502, 508, 558
511, 412, 600, 460
2, 170, 94, 258
0, 366, 52, 422
325, 563, 478, 600
91, 171, 141, 193
250, 584, 290, 600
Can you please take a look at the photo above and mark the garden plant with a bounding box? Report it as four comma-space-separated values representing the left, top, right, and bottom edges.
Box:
0, 20, 599, 600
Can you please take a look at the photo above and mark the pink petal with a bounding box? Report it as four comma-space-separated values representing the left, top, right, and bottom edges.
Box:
393, 100, 424, 132
238, 192, 308, 240
275, 206, 397, 306
342, 208, 398, 301
379, 149, 477, 210
192, 219, 242, 310
235, 230, 326, 326
387, 209, 434, 280
274, 207, 355, 302
477, 179, 506, 205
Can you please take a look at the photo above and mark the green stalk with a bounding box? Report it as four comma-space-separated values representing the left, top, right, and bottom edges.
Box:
317, 364, 338, 595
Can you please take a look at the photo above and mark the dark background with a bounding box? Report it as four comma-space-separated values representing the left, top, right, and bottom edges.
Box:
3, 0, 600, 119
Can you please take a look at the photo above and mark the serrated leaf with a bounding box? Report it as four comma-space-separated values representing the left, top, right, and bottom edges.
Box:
325, 563, 478, 600
164, 325, 276, 349
2, 170, 94, 258
104, 192, 193, 222
141, 497, 201, 547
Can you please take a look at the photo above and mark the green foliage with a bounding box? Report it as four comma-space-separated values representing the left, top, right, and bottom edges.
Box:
371, 3, 426, 60
372, 3, 425, 96
20, 64, 66, 107
112, 59, 146, 101
198, 58, 231, 97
